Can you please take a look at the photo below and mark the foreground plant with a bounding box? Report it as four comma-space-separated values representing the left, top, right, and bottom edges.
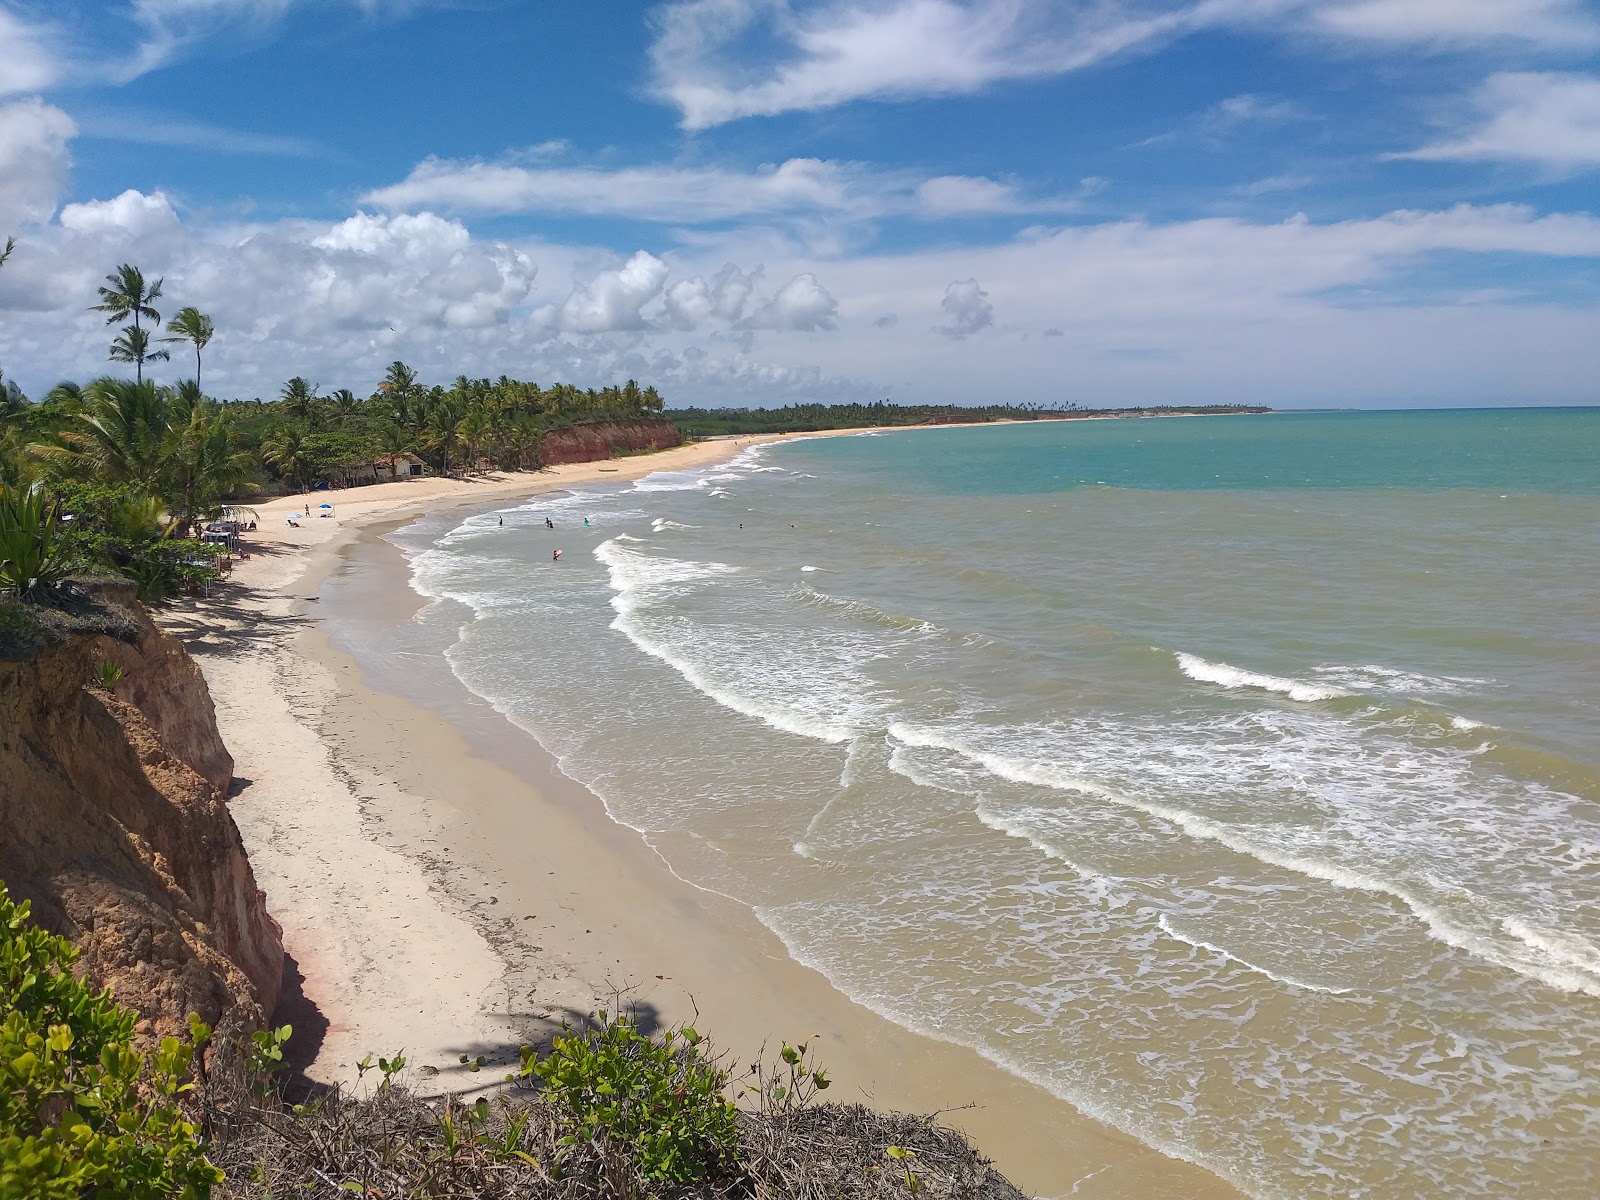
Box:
0, 882, 220, 1200
520, 1009, 740, 1188
0, 482, 69, 598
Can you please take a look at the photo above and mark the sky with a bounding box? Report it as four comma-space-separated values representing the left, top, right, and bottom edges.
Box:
0, 0, 1598, 408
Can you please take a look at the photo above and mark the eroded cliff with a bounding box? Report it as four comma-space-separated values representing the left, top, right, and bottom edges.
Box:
0, 580, 282, 1049
539, 417, 682, 465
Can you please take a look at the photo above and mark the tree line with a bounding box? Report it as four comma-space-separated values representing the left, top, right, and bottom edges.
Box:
0, 254, 669, 602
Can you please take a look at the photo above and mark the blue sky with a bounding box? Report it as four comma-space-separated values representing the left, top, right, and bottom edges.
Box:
1, 0, 1598, 407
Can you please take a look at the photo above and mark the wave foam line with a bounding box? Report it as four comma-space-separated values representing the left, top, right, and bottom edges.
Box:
595, 538, 859, 744
1174, 652, 1349, 702
1155, 914, 1357, 996
888, 723, 1600, 998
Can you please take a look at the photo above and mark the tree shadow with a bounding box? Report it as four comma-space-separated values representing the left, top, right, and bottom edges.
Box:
405, 999, 667, 1100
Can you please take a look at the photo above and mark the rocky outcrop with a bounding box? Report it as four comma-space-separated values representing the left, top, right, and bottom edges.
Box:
0, 581, 282, 1050
539, 418, 682, 466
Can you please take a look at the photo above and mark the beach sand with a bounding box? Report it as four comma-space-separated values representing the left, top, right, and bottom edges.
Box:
159, 439, 1239, 1200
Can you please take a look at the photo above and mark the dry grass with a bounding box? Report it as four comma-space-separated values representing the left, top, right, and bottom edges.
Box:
202, 1050, 1028, 1199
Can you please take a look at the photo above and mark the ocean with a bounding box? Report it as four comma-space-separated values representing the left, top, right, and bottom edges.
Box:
353, 410, 1600, 1198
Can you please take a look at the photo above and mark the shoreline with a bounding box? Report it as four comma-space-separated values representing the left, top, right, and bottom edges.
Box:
162, 436, 1239, 1200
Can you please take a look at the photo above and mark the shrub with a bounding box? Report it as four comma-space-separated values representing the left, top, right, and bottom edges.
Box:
0, 483, 70, 598
522, 1010, 739, 1187
0, 882, 221, 1200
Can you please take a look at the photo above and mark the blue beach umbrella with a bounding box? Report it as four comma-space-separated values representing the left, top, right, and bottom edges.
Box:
319, 502, 333, 509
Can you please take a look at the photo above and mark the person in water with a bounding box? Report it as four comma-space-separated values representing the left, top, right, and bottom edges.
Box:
545, 517, 554, 529
583, 517, 590, 527
553, 548, 563, 561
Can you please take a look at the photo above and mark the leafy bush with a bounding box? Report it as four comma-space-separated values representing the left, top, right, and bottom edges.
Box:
0, 482, 70, 598
522, 1010, 739, 1187
0, 882, 221, 1200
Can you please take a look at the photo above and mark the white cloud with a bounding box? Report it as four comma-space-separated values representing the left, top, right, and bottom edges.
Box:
4, 193, 1600, 409
1312, 0, 1600, 48
663, 263, 760, 329
649, 0, 1198, 129
364, 154, 1057, 223
744, 272, 839, 330
0, 98, 76, 230
646, 0, 1600, 128
59, 190, 183, 237
115, 0, 451, 79
555, 250, 671, 333
936, 277, 993, 337
1397, 73, 1600, 171
0, 10, 60, 97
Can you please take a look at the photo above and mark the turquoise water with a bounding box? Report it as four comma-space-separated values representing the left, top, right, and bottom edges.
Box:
356, 410, 1600, 1199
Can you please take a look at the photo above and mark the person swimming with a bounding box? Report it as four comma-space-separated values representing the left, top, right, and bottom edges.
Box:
583, 517, 590, 527
553, 548, 563, 561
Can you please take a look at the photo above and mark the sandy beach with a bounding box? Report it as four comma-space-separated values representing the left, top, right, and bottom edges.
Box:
159, 436, 1238, 1200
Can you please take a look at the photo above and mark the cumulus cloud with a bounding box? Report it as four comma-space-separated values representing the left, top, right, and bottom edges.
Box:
364, 154, 1055, 223
60, 190, 182, 237
0, 98, 77, 229
555, 250, 671, 333
1396, 73, 1600, 171
663, 264, 760, 329
744, 272, 839, 331
936, 278, 993, 337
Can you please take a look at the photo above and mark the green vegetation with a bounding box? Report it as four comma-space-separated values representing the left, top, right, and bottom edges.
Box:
0, 883, 221, 1200
0, 256, 674, 605
524, 1011, 739, 1186
0, 880, 1025, 1199
666, 400, 1268, 436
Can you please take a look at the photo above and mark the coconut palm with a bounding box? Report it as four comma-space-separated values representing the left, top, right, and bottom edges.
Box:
329, 388, 359, 423
166, 387, 252, 534
56, 378, 173, 490
279, 377, 319, 425
378, 360, 418, 399
0, 238, 14, 272
92, 265, 164, 378
260, 424, 314, 492
109, 326, 171, 383
161, 307, 214, 391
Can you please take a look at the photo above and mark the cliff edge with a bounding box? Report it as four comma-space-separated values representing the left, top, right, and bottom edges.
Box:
0, 579, 283, 1049
540, 417, 681, 466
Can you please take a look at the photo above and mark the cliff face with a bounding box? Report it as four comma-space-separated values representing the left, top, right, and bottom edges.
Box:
539, 417, 682, 466
0, 581, 282, 1048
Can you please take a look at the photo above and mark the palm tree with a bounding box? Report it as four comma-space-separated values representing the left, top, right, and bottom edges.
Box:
378, 360, 418, 399
0, 238, 14, 271
55, 378, 172, 490
109, 326, 171, 383
166, 386, 252, 535
161, 307, 214, 391
92, 265, 164, 381
329, 388, 359, 423
279, 377, 318, 424
260, 425, 314, 492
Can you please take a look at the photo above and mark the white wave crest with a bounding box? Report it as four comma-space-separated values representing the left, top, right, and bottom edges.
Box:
1174, 652, 1349, 702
